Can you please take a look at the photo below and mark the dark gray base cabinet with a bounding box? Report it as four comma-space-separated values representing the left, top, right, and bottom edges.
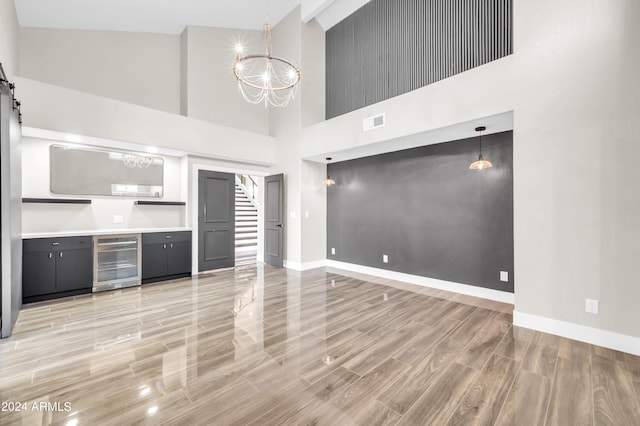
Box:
142, 231, 192, 284
23, 236, 93, 303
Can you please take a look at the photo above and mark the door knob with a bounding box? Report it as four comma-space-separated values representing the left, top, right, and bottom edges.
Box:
276, 224, 283, 228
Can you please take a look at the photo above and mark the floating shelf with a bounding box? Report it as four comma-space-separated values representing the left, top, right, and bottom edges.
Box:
134, 201, 186, 206
23, 198, 92, 204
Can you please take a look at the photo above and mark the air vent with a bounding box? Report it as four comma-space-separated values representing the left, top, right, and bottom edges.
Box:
363, 113, 385, 131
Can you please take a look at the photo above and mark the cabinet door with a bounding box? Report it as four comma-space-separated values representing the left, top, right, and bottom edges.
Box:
167, 241, 192, 276
22, 251, 56, 297
55, 248, 93, 292
142, 243, 168, 280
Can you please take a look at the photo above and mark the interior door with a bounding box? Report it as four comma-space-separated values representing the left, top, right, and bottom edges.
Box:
264, 173, 284, 268
198, 170, 235, 271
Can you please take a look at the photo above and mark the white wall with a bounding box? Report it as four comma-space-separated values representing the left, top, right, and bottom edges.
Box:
268, 8, 329, 267
269, 9, 304, 264
300, 160, 326, 263
511, 0, 640, 339
19, 28, 180, 114
182, 26, 269, 135
15, 77, 277, 165
0, 0, 19, 79
301, 18, 326, 129
301, 0, 640, 340
21, 137, 186, 233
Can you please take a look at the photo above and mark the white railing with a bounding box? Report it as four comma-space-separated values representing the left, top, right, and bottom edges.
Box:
236, 174, 259, 207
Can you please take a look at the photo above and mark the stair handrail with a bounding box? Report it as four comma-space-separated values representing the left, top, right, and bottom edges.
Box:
236, 174, 259, 208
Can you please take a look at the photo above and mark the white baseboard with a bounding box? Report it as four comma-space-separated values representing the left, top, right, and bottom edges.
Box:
284, 259, 327, 271
325, 260, 514, 304
513, 311, 640, 356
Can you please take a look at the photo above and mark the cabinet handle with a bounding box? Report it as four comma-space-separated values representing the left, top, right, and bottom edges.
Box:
52, 242, 59, 246
59, 252, 63, 258
170, 243, 173, 249
165, 235, 171, 239
48, 252, 53, 259
163, 244, 166, 249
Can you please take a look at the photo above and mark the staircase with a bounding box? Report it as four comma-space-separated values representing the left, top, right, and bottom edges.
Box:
235, 183, 258, 266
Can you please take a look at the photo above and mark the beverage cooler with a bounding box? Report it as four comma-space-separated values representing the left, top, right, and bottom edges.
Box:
93, 234, 142, 292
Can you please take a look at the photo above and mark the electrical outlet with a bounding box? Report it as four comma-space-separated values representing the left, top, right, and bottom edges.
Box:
383, 254, 389, 263
585, 298, 599, 314
500, 271, 509, 282
113, 214, 124, 224
331, 247, 336, 255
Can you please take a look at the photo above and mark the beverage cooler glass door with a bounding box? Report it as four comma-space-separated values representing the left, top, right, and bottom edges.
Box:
93, 234, 142, 292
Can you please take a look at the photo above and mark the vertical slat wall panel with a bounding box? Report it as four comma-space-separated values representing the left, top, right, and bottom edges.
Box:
326, 0, 513, 119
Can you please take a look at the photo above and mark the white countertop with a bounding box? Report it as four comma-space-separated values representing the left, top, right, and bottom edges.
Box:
23, 227, 192, 239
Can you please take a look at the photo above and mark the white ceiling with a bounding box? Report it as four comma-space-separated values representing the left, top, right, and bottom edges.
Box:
13, 0, 362, 33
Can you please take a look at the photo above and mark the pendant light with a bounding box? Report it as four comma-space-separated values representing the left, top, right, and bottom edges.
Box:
324, 157, 336, 186
469, 126, 493, 170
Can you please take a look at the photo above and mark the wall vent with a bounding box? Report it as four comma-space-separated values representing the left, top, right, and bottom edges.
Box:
363, 113, 385, 131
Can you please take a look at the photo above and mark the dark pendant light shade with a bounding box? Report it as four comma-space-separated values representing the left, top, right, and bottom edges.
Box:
470, 126, 493, 170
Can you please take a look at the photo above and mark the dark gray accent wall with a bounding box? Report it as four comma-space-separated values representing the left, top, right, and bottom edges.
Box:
326, 0, 513, 119
327, 131, 513, 292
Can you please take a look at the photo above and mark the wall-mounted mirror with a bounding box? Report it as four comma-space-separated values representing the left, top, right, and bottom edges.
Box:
50, 144, 164, 197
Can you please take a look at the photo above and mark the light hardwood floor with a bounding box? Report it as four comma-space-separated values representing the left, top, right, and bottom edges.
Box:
1, 263, 639, 425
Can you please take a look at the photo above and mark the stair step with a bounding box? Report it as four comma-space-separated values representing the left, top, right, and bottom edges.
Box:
235, 233, 258, 240
235, 239, 258, 247
236, 245, 258, 254
235, 227, 257, 233
236, 182, 257, 250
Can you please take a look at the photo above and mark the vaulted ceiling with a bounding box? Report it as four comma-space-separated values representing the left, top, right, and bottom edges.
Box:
13, 0, 370, 33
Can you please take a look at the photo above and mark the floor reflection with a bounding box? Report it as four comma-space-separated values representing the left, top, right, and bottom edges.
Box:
1, 263, 637, 425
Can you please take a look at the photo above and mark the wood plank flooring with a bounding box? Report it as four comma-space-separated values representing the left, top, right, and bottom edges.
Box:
0, 263, 639, 425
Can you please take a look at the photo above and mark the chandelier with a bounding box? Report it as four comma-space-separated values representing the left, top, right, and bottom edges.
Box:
123, 154, 152, 168
233, 23, 301, 107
